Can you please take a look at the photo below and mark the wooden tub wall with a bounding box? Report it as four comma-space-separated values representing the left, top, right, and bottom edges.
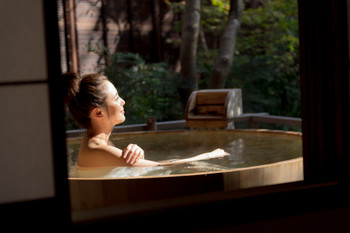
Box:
69, 157, 303, 213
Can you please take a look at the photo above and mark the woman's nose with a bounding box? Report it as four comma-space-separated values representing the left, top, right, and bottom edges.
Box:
120, 97, 125, 105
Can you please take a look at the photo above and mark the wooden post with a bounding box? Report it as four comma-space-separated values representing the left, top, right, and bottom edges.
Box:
146, 116, 157, 131
151, 0, 163, 61
63, 0, 79, 72
101, 0, 108, 54
126, 0, 135, 53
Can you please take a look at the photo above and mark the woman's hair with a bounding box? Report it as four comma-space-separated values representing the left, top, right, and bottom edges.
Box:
62, 72, 108, 128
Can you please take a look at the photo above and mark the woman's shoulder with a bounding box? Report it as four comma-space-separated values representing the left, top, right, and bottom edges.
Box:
78, 138, 127, 167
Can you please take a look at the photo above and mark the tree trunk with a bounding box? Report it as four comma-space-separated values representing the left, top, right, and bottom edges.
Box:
208, 0, 243, 89
179, 0, 200, 105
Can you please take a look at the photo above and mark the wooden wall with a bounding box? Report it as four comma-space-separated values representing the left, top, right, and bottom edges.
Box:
59, 0, 181, 75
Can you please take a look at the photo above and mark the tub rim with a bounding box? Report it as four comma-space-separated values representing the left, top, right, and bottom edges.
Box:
68, 157, 303, 181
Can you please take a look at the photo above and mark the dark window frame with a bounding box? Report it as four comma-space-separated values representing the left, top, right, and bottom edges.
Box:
41, 0, 350, 230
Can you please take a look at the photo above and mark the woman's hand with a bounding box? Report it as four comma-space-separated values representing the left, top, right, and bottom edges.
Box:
122, 144, 145, 165
208, 149, 230, 159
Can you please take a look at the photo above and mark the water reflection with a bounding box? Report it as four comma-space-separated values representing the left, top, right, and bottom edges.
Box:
227, 138, 245, 165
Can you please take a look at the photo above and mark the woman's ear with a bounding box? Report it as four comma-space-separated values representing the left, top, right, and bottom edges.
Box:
91, 108, 104, 118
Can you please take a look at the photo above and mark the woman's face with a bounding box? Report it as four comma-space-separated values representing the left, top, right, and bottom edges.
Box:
103, 81, 126, 125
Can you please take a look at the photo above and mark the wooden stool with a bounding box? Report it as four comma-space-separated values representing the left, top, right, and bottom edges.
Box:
185, 89, 242, 129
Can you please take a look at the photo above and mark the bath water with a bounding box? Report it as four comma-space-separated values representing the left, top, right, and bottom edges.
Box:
67, 130, 302, 178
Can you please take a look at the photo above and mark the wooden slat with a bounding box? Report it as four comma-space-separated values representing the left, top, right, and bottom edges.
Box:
186, 113, 225, 120
186, 120, 227, 128
196, 92, 228, 105
196, 105, 225, 116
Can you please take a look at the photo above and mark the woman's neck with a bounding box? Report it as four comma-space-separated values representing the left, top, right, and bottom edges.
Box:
86, 117, 115, 143
85, 128, 112, 143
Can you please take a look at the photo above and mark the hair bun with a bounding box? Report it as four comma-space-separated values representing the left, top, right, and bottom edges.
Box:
62, 72, 82, 104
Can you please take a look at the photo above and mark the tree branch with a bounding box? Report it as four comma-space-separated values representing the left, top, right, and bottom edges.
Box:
209, 0, 243, 89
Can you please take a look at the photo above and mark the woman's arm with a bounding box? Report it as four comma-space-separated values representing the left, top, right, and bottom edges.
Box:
91, 144, 159, 167
79, 139, 147, 167
131, 149, 229, 167
95, 146, 229, 167
155, 149, 229, 166
81, 140, 228, 168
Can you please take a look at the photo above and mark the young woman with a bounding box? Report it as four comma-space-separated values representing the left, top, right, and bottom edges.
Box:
63, 72, 229, 168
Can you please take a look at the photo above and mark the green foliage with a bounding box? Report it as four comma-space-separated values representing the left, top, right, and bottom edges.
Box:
230, 0, 300, 117
196, 0, 300, 117
201, 0, 230, 38
165, 0, 230, 46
